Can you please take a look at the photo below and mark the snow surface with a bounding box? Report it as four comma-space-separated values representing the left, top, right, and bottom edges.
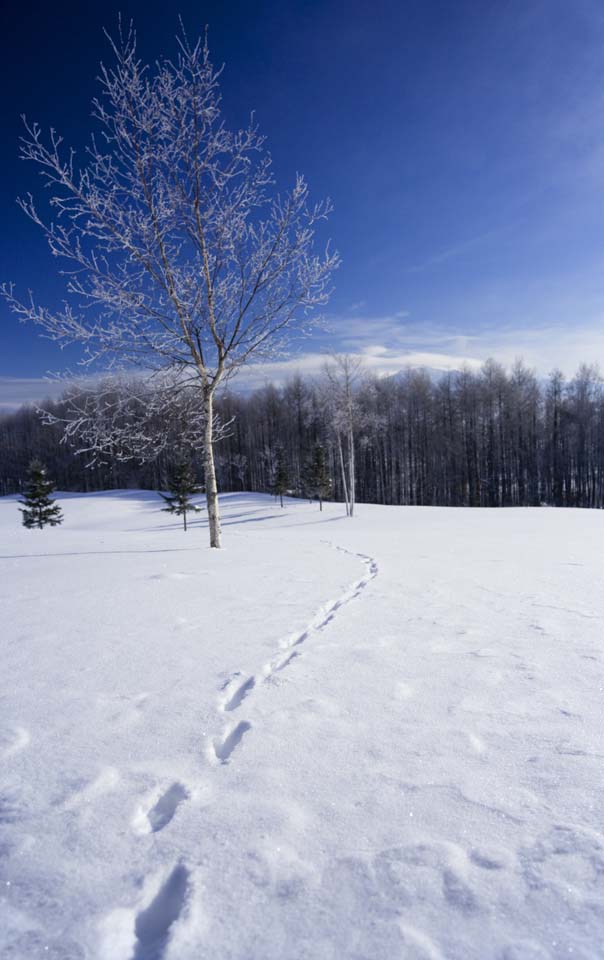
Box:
1, 491, 603, 960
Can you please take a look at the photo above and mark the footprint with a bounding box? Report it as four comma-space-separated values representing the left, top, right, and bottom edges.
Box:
213, 722, 251, 762
133, 864, 189, 960
275, 651, 300, 672
146, 783, 189, 834
318, 612, 336, 629
223, 677, 255, 712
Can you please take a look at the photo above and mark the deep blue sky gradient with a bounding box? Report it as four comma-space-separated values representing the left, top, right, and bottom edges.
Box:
2, 0, 604, 404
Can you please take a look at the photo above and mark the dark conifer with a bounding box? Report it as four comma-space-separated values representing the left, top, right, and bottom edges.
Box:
160, 460, 202, 531
19, 460, 63, 529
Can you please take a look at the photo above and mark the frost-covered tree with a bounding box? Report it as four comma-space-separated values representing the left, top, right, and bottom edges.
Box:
50, 371, 221, 468
273, 447, 289, 507
19, 460, 63, 529
1, 23, 338, 548
324, 355, 363, 516
160, 459, 202, 532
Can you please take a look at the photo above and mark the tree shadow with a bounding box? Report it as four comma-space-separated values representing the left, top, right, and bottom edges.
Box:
277, 514, 347, 528
222, 513, 283, 526
0, 547, 202, 560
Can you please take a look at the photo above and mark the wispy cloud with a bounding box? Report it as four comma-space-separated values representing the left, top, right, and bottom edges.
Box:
466, 321, 604, 374
406, 230, 499, 274
0, 377, 69, 412
3, 312, 603, 411
327, 310, 480, 356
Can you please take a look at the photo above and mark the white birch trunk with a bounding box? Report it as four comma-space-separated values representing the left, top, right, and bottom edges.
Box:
203, 393, 222, 549
337, 432, 350, 516
348, 426, 356, 518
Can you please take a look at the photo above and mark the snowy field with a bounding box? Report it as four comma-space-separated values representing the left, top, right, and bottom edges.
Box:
1, 491, 603, 960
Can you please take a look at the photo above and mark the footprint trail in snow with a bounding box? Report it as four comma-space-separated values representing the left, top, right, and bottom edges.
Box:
104, 538, 378, 954
209, 541, 379, 768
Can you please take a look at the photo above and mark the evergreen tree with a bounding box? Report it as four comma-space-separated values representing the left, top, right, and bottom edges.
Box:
273, 447, 289, 507
306, 444, 332, 511
160, 460, 202, 531
19, 460, 63, 529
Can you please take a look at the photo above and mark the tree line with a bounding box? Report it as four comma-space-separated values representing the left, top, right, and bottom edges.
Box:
2, 359, 604, 509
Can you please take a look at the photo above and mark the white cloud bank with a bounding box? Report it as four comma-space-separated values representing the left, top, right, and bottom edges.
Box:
0, 377, 71, 412
2, 315, 603, 410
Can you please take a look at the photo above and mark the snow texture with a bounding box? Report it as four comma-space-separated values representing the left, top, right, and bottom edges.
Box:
1, 490, 603, 959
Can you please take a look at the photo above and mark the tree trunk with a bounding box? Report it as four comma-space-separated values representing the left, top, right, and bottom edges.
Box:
337, 432, 350, 516
203, 391, 222, 549
183, 510, 187, 532
348, 426, 356, 517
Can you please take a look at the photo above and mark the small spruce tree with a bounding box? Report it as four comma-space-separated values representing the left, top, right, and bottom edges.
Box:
274, 447, 290, 507
19, 460, 63, 529
160, 459, 202, 532
307, 444, 332, 511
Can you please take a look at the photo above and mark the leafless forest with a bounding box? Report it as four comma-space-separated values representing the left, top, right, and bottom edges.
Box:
2, 359, 604, 509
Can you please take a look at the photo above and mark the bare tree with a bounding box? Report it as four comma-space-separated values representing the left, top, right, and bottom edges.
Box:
1, 23, 338, 547
6, 360, 604, 509
324, 355, 363, 516
43, 371, 225, 467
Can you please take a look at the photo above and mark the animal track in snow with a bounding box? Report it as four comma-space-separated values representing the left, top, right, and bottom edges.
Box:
133, 864, 190, 960
209, 543, 378, 769
262, 543, 379, 679
134, 783, 189, 835
213, 721, 252, 762
222, 676, 255, 712
274, 650, 300, 672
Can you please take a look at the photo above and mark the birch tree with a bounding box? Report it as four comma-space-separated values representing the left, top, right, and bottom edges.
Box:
324, 355, 363, 516
1, 23, 338, 548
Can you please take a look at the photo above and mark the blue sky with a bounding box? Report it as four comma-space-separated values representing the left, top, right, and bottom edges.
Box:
2, 0, 604, 407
